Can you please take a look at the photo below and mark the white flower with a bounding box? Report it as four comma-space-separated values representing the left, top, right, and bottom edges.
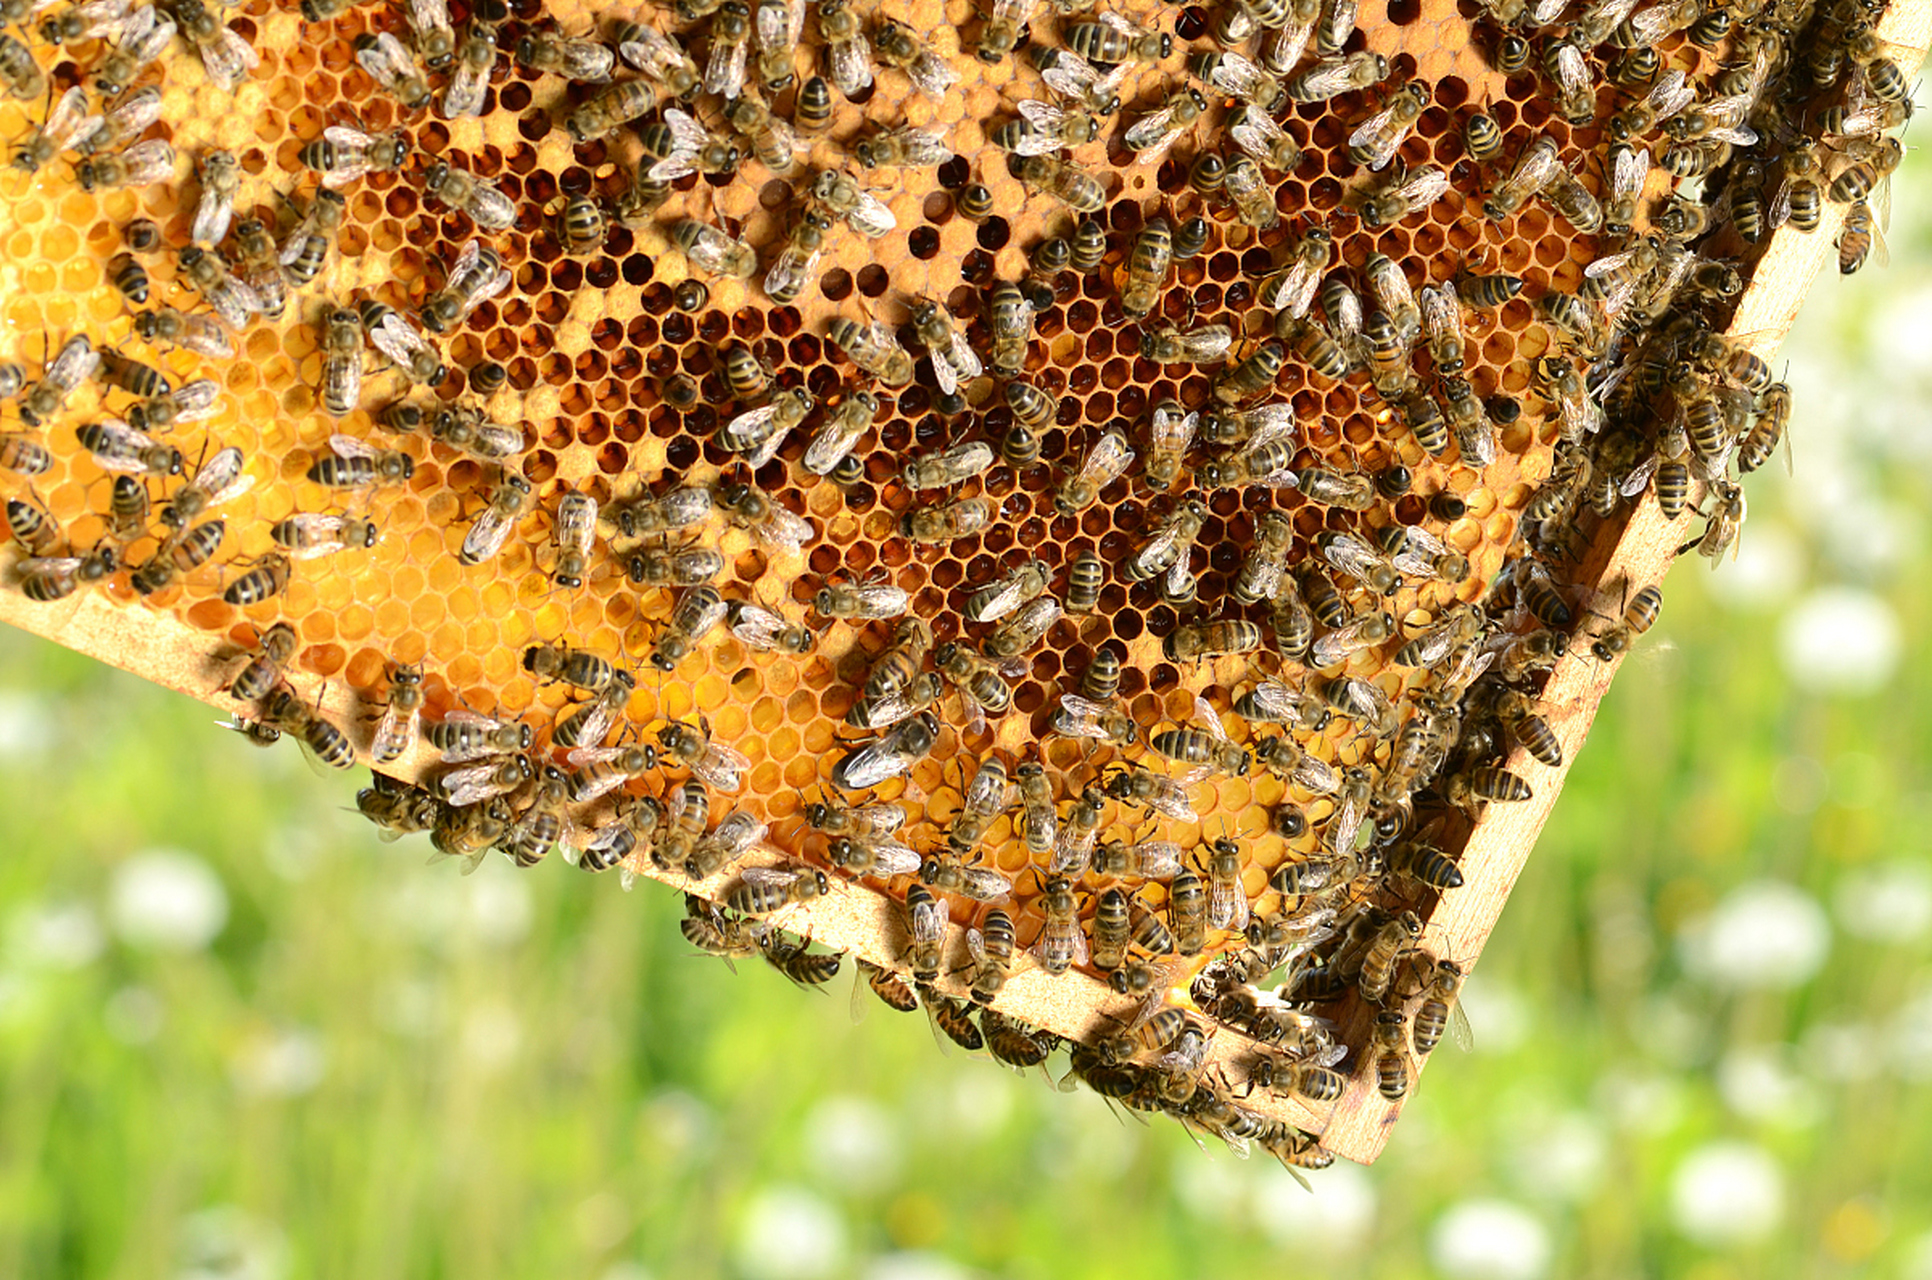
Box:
1900, 1227, 1932, 1280
734, 1187, 846, 1280
1804, 1021, 1882, 1083
861, 1253, 981, 1280
1705, 523, 1802, 612
0, 692, 52, 760
460, 865, 533, 947
175, 1205, 288, 1280
1670, 1141, 1785, 1246
1886, 989, 1932, 1082
105, 986, 165, 1045
1778, 587, 1901, 694
109, 850, 229, 952
801, 1096, 901, 1196
1595, 1071, 1688, 1136
230, 1028, 327, 1098
1717, 1047, 1819, 1126
1679, 881, 1831, 990
459, 1003, 522, 1071
1430, 1200, 1551, 1280
9, 899, 103, 970
1835, 862, 1932, 943
1253, 1161, 1377, 1253
1459, 974, 1529, 1054
1507, 1113, 1607, 1204
1174, 1155, 1250, 1223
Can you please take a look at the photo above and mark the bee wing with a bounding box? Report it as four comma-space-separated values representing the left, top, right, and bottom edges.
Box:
1647, 67, 1694, 119
908, 51, 956, 98
201, 28, 260, 91
961, 868, 1013, 904
869, 840, 921, 877
327, 433, 379, 462
45, 87, 102, 150
1151, 779, 1197, 822
1134, 840, 1183, 878
965, 925, 987, 966
758, 0, 805, 46
842, 188, 896, 237
943, 332, 982, 383
1347, 99, 1403, 170
1448, 1000, 1475, 1052
827, 35, 874, 95
1073, 429, 1136, 491
1149, 404, 1199, 454
723, 401, 781, 451
1015, 98, 1067, 130
372, 703, 418, 762
1610, 144, 1650, 203
1228, 105, 1283, 164
755, 505, 813, 551
1124, 106, 1184, 160
663, 107, 710, 152
1191, 695, 1232, 746
739, 866, 800, 890
408, 0, 451, 34
704, 34, 748, 97
323, 124, 375, 149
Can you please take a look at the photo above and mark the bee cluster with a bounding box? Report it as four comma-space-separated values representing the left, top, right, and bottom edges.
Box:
0, 0, 1909, 1165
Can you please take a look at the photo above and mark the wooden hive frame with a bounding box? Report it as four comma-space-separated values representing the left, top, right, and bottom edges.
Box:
0, 0, 1924, 1167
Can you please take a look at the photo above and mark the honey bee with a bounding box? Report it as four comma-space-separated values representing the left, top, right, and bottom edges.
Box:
1214, 341, 1286, 403
561, 739, 658, 808
812, 573, 910, 620
548, 667, 635, 752
278, 189, 348, 285
15, 538, 120, 602
931, 642, 1014, 731
366, 302, 453, 390
313, 307, 365, 418
422, 161, 517, 232
298, 123, 408, 188
1011, 153, 1107, 213
176, 0, 260, 90
684, 807, 773, 880
1348, 81, 1428, 171
92, 5, 172, 98
1609, 66, 1694, 140
1218, 104, 1299, 176
825, 829, 922, 879
924, 987, 984, 1051
352, 30, 431, 112
1089, 831, 1183, 881
12, 86, 99, 175
1481, 136, 1561, 221
1139, 322, 1234, 368
818, 316, 914, 386
919, 849, 1015, 905
1445, 764, 1534, 811
1287, 50, 1388, 101
421, 238, 512, 334
268, 511, 379, 561
1222, 154, 1281, 231
831, 710, 940, 792
678, 896, 763, 971
756, 930, 843, 989
982, 595, 1061, 659
1029, 874, 1088, 973
208, 543, 291, 609
1052, 691, 1138, 747
259, 685, 356, 771
870, 14, 955, 98
452, 469, 529, 567
1198, 413, 1298, 489
722, 599, 813, 655
613, 21, 696, 93
1088, 886, 1133, 969
1044, 428, 1134, 515
895, 299, 981, 398
561, 78, 655, 145
355, 774, 439, 839
1102, 760, 1197, 822
74, 418, 182, 476
38, 0, 129, 48
725, 865, 832, 918
76, 136, 178, 194
1148, 695, 1249, 780
1354, 909, 1421, 1002
897, 495, 987, 545
961, 908, 1019, 1005
1413, 958, 1472, 1054
76, 86, 162, 158
1068, 10, 1170, 62
708, 480, 809, 552
577, 794, 664, 878
1030, 43, 1128, 115
1124, 87, 1207, 161
964, 558, 1051, 624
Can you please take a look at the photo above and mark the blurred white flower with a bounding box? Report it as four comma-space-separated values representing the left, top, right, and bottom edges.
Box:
801, 1096, 901, 1196
1885, 989, 1932, 1082
375, 978, 446, 1038
1705, 523, 1802, 612
936, 1069, 1016, 1141
734, 1186, 846, 1280
461, 868, 533, 947
1717, 1047, 1819, 1127
1459, 975, 1529, 1054
575, 1191, 631, 1252
1670, 1141, 1784, 1246
459, 1003, 522, 1071
1770, 756, 1828, 816
1430, 1199, 1551, 1280
1778, 587, 1901, 694
110, 850, 229, 953
1901, 1227, 1932, 1280
1804, 1020, 1881, 1083
175, 1205, 288, 1280
0, 691, 52, 759
596, 1267, 652, 1280
1507, 1113, 1607, 1204
1835, 862, 1932, 943
1679, 881, 1831, 990
1174, 1155, 1249, 1224
862, 1253, 981, 1280
105, 985, 164, 1044
1253, 1161, 1376, 1253
642, 1089, 714, 1162
9, 899, 103, 971
230, 1028, 326, 1098
1596, 1071, 1687, 1137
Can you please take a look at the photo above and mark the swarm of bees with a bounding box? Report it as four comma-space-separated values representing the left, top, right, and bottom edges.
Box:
0, 0, 1910, 1167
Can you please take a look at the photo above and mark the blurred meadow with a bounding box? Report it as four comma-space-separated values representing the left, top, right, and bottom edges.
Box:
5, 141, 1932, 1280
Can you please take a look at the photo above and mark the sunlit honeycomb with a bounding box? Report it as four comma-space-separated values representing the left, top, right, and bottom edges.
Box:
0, 0, 1892, 1163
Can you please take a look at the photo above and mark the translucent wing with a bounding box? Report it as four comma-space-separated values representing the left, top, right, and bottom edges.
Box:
1070, 429, 1135, 494
1348, 97, 1408, 171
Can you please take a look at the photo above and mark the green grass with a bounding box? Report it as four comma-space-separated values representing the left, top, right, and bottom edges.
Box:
5, 160, 1932, 1280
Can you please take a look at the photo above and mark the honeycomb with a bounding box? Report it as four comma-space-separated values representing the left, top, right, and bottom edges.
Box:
0, 0, 1920, 1166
